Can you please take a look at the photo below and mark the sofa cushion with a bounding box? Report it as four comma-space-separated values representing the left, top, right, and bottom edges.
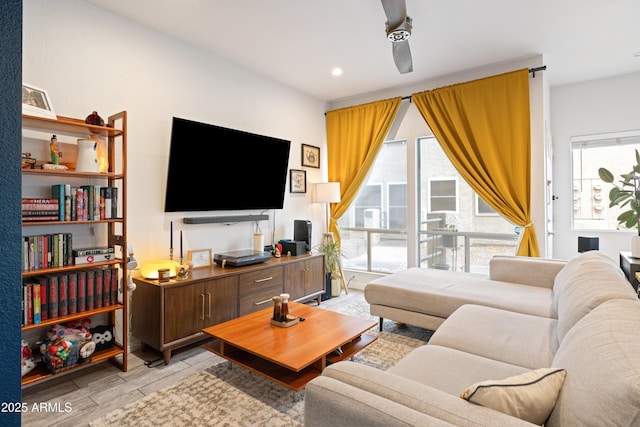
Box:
460, 368, 566, 425
428, 304, 558, 369
365, 267, 554, 320
390, 344, 529, 396
548, 299, 640, 427
552, 251, 637, 342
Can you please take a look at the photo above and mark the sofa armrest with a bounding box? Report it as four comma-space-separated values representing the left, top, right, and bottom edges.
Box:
489, 256, 567, 289
309, 362, 535, 426
305, 376, 454, 427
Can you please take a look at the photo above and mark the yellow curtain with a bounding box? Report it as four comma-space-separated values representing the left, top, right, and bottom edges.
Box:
325, 97, 402, 243
412, 69, 539, 256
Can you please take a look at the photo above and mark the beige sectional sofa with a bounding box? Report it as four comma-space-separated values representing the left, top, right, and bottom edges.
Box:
304, 251, 640, 426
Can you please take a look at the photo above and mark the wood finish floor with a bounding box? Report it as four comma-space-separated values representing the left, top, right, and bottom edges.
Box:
21, 290, 364, 426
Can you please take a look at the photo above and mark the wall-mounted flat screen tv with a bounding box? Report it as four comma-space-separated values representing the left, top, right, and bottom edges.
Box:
164, 117, 291, 212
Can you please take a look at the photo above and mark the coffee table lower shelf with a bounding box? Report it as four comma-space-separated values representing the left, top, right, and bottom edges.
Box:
202, 334, 377, 392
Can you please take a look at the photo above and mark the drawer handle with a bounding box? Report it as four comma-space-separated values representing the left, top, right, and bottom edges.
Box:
200, 294, 205, 320
254, 276, 273, 283
207, 292, 212, 319
255, 298, 272, 306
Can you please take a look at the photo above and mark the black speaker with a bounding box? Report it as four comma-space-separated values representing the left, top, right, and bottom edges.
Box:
294, 220, 312, 253
578, 236, 599, 253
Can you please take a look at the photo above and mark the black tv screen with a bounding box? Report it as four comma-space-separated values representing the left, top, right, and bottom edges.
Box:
164, 117, 291, 212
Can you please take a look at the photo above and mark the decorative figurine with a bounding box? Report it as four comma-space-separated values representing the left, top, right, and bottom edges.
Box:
50, 134, 61, 165
85, 111, 104, 126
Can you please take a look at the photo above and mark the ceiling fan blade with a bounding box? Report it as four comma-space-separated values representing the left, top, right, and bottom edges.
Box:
392, 40, 413, 74
381, 0, 407, 29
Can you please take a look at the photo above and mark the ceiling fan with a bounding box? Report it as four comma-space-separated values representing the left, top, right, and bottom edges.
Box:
381, 0, 413, 74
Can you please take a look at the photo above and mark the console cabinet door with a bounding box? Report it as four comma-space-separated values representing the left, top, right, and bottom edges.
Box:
164, 283, 202, 343
285, 256, 325, 301
203, 276, 238, 328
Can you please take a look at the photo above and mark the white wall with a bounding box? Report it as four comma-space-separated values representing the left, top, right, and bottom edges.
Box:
551, 71, 640, 260
328, 56, 550, 262
23, 0, 328, 267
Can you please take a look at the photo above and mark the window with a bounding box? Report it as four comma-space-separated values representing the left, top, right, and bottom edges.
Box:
475, 194, 499, 216
429, 178, 458, 212
571, 130, 640, 231
388, 183, 407, 229
353, 184, 381, 227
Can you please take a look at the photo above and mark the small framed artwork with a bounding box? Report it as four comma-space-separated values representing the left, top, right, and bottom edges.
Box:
22, 83, 57, 119
290, 169, 306, 193
301, 144, 320, 168
188, 248, 212, 269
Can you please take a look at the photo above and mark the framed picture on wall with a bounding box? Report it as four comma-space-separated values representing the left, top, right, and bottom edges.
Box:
290, 169, 306, 193
22, 83, 57, 119
188, 248, 212, 269
301, 144, 320, 168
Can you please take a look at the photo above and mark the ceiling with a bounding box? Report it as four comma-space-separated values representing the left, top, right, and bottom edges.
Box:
86, 0, 640, 102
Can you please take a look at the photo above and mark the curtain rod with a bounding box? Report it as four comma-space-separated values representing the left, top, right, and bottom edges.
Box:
400, 66, 547, 102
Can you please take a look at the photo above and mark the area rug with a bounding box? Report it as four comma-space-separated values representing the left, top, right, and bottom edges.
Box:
89, 331, 427, 427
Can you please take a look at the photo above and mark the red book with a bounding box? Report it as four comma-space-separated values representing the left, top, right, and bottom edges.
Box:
94, 268, 103, 309
47, 275, 58, 318
26, 284, 33, 325
68, 272, 78, 314
77, 271, 86, 312
86, 269, 95, 310
58, 274, 68, 316
103, 268, 111, 307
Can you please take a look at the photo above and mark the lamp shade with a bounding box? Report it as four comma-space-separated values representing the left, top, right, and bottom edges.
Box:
314, 182, 341, 203
140, 260, 181, 279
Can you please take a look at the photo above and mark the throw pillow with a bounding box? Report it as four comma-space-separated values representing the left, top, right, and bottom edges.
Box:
460, 368, 566, 424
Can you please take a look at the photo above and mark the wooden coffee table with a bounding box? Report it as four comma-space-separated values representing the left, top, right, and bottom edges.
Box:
202, 302, 377, 392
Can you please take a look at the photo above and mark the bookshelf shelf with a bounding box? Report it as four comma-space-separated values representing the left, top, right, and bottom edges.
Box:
21, 112, 128, 387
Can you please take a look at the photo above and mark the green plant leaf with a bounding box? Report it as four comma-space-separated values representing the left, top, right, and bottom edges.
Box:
598, 168, 614, 183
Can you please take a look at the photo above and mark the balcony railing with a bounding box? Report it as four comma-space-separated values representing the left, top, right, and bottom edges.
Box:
340, 226, 518, 274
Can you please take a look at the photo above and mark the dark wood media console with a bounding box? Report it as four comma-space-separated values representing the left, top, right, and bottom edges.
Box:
131, 253, 325, 363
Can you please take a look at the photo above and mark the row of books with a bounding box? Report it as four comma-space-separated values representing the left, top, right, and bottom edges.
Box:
22, 267, 120, 326
22, 233, 73, 271
22, 184, 119, 222
22, 233, 116, 272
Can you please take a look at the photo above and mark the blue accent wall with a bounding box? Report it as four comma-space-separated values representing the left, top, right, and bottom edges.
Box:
0, 1, 23, 426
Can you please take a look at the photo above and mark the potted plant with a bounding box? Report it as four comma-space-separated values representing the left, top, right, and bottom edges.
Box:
316, 237, 344, 298
598, 149, 640, 255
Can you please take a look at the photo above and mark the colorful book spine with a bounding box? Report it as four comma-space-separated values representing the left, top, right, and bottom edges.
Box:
103, 187, 112, 219
111, 187, 118, 218
33, 283, 41, 324
64, 184, 71, 222
37, 276, 49, 321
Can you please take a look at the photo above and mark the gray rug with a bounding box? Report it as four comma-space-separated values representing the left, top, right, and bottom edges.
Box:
89, 332, 426, 426
90, 293, 433, 426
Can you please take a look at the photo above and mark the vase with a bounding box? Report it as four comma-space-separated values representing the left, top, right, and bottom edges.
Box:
253, 233, 264, 253
631, 235, 640, 258
75, 139, 100, 173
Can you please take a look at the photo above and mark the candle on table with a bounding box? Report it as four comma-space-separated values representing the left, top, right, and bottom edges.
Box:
170, 221, 173, 249
180, 230, 183, 259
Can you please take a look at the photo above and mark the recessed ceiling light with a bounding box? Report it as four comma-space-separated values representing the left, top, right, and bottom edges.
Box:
331, 67, 343, 76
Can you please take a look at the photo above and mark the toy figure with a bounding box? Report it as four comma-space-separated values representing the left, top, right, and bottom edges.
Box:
50, 134, 61, 165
